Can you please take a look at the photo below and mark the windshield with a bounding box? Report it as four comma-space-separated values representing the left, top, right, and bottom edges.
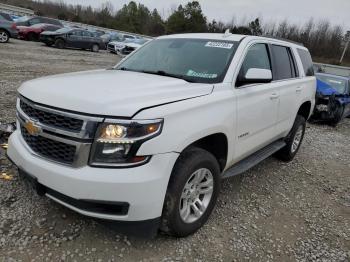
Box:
115, 38, 238, 84
15, 16, 30, 22
317, 75, 348, 94
55, 28, 70, 33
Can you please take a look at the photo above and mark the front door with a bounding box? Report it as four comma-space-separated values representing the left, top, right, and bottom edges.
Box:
235, 43, 279, 160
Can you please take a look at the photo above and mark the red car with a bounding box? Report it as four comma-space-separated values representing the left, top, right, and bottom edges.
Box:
18, 23, 62, 41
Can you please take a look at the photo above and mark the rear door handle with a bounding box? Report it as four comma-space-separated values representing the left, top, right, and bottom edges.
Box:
296, 87, 302, 93
270, 93, 279, 100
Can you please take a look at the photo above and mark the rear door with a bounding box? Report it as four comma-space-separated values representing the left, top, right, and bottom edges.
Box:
81, 31, 94, 49
270, 44, 302, 135
235, 42, 279, 159
66, 30, 83, 48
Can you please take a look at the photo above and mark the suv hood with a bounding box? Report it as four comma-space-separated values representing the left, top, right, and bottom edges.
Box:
18, 69, 213, 117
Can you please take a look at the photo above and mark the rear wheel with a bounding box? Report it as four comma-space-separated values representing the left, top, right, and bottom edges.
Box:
275, 115, 306, 162
91, 44, 99, 52
161, 147, 220, 237
0, 29, 9, 43
55, 38, 65, 49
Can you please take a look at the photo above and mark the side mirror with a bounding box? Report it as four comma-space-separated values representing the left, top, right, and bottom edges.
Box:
237, 68, 272, 86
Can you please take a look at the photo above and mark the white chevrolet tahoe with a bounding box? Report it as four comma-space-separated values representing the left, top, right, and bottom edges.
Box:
7, 33, 316, 237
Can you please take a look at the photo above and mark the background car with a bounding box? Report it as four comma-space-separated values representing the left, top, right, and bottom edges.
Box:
40, 28, 105, 52
0, 14, 18, 43
0, 11, 14, 22
312, 73, 350, 125
18, 23, 62, 41
107, 38, 149, 56
100, 32, 123, 47
15, 16, 63, 27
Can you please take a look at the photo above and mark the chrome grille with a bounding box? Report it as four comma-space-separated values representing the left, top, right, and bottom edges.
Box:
17, 96, 103, 167
20, 100, 83, 132
21, 125, 76, 165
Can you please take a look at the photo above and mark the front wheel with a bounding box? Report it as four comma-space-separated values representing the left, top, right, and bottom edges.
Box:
275, 115, 306, 162
329, 104, 344, 127
161, 147, 220, 237
0, 29, 10, 43
91, 44, 99, 52
27, 32, 38, 41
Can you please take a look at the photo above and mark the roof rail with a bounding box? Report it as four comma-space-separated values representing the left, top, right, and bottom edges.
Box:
263, 35, 304, 46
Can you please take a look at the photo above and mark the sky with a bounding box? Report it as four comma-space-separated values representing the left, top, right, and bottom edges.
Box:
61, 0, 350, 29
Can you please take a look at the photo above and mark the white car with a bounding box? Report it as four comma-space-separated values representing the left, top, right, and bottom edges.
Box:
8, 33, 316, 237
107, 38, 149, 56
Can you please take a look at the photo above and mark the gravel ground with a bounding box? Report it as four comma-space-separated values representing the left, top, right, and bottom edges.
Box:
0, 39, 349, 262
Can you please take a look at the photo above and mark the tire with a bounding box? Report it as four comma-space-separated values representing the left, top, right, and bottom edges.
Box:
55, 38, 65, 49
161, 147, 221, 237
275, 115, 306, 162
91, 44, 99, 52
329, 104, 344, 127
45, 42, 53, 47
27, 32, 38, 41
0, 29, 10, 43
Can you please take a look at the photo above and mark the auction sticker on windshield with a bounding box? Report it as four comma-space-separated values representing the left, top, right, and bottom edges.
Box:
205, 42, 234, 49
187, 69, 218, 79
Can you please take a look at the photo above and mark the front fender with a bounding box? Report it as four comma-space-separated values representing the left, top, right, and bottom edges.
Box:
135, 87, 236, 160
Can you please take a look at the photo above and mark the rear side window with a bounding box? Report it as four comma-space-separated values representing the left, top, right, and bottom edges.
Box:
297, 49, 314, 76
271, 45, 297, 80
82, 31, 93, 37
239, 43, 271, 77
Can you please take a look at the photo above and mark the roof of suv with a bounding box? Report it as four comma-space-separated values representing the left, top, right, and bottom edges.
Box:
159, 33, 246, 41
158, 33, 307, 50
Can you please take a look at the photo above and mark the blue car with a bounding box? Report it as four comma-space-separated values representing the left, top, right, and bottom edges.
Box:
313, 73, 350, 125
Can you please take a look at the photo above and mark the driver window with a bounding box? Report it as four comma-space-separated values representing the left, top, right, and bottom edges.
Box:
239, 43, 271, 81
29, 18, 40, 26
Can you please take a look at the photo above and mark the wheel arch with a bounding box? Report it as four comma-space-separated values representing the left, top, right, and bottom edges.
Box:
297, 101, 312, 120
0, 28, 10, 38
182, 133, 228, 172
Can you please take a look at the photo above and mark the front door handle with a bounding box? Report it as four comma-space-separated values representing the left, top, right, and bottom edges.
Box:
270, 93, 279, 100
296, 87, 302, 93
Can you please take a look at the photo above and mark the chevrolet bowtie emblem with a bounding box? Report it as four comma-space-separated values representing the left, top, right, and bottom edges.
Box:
24, 120, 42, 136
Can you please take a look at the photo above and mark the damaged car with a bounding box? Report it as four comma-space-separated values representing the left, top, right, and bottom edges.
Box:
108, 38, 149, 56
312, 73, 350, 126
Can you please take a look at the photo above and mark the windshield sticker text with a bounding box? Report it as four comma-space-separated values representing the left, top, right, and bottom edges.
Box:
186, 70, 218, 79
205, 42, 234, 49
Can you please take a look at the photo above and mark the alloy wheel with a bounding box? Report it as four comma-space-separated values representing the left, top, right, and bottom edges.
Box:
179, 168, 214, 223
0, 31, 9, 43
291, 125, 303, 153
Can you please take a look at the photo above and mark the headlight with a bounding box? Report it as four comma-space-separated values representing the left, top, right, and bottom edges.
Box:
89, 119, 163, 167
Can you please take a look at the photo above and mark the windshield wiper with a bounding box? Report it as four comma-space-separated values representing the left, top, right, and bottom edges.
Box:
118, 67, 132, 71
141, 70, 196, 83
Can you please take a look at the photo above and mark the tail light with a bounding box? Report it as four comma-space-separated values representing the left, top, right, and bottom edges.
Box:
11, 23, 17, 30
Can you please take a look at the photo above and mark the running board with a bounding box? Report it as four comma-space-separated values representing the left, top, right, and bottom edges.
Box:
222, 140, 286, 179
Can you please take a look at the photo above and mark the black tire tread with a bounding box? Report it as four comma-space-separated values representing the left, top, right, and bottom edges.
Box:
275, 115, 306, 162
161, 147, 220, 237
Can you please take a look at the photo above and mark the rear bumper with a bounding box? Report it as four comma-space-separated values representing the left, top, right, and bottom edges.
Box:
7, 130, 179, 221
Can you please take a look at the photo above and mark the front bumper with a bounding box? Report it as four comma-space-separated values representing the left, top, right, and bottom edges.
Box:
10, 29, 18, 38
7, 130, 179, 221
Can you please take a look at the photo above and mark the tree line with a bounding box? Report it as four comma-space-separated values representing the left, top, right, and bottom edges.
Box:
2, 0, 349, 65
